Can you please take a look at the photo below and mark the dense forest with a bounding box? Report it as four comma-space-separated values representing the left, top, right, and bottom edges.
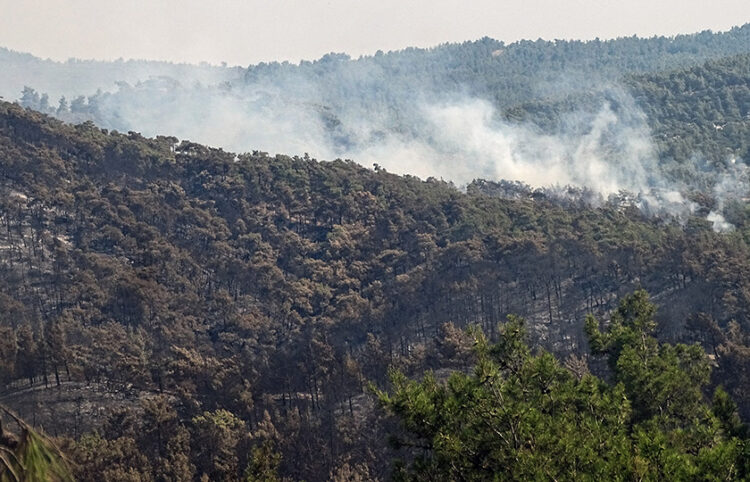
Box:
380, 291, 750, 480
13, 23, 750, 115
11, 24, 750, 189
3, 23, 750, 481
503, 52, 750, 177
1, 98, 750, 479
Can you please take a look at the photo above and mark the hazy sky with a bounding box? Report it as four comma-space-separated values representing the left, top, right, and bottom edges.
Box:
1, 0, 749, 66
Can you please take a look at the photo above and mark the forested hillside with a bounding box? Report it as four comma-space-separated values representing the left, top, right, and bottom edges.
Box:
11, 24, 750, 189
379, 292, 750, 480
1, 101, 750, 479
14, 23, 750, 117
504, 52, 750, 176
4, 20, 750, 482
241, 23, 750, 109
632, 53, 750, 168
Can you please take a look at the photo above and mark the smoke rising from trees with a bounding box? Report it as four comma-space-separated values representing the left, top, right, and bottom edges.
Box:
8, 31, 750, 230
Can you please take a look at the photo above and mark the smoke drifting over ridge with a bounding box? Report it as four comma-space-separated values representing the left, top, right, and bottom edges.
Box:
40, 77, 653, 188
8, 50, 746, 230
61, 78, 701, 219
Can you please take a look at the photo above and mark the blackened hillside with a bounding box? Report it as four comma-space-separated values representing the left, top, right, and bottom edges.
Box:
0, 102, 749, 479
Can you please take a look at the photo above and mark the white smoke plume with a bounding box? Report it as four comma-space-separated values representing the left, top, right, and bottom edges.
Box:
706, 160, 750, 232
7, 52, 744, 228
61, 81, 667, 193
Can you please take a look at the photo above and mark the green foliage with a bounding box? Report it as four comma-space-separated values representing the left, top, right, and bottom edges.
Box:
0, 407, 72, 482
629, 53, 750, 168
67, 433, 151, 481
244, 441, 281, 482
191, 409, 246, 481
5, 54, 750, 479
587, 291, 711, 424
378, 292, 749, 480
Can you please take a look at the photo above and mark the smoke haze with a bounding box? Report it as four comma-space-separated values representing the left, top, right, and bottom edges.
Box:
67, 77, 700, 220
6, 41, 749, 230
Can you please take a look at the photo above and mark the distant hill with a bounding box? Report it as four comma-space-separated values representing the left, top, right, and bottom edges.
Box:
502, 53, 750, 171
7, 25, 750, 195
7, 24, 750, 106
0, 46, 244, 101
240, 23, 750, 108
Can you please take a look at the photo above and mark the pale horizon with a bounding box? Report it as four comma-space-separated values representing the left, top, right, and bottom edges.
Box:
1, 0, 749, 67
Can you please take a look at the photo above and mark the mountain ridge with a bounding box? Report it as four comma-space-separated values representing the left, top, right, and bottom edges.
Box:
1, 100, 750, 478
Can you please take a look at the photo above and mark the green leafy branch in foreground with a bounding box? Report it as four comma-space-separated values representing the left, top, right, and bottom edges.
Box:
0, 406, 73, 482
377, 291, 750, 481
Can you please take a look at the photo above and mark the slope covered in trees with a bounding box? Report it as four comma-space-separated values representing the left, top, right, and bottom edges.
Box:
504, 52, 750, 176
1, 102, 750, 479
631, 53, 750, 169
11, 24, 750, 191
379, 292, 750, 481
241, 23, 750, 109
14, 23, 750, 117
